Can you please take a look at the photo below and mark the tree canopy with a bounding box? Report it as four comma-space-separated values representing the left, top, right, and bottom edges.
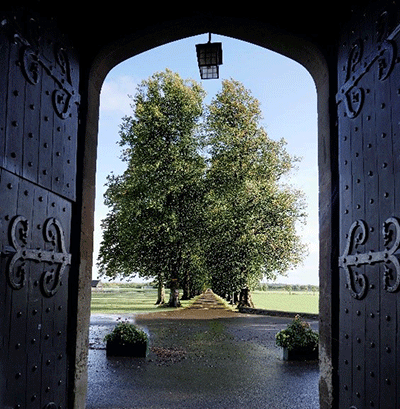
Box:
97, 70, 308, 307
97, 70, 207, 306
203, 80, 307, 303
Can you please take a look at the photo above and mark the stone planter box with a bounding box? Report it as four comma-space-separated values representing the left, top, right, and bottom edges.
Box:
282, 346, 318, 361
106, 340, 148, 357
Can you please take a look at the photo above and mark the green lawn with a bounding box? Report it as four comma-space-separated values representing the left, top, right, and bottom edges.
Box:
91, 287, 319, 315
251, 290, 319, 314
90, 287, 192, 314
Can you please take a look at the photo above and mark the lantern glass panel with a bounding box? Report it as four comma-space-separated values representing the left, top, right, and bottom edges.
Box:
199, 65, 219, 80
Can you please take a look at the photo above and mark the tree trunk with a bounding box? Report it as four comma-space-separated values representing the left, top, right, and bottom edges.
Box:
168, 278, 181, 308
155, 280, 165, 305
238, 287, 255, 308
181, 271, 190, 300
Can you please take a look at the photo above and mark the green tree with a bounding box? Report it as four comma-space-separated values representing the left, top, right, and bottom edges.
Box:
97, 70, 207, 307
204, 79, 307, 306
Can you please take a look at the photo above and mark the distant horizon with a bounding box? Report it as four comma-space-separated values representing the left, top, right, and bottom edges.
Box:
93, 278, 319, 288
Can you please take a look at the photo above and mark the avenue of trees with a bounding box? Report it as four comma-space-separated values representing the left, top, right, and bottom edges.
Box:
97, 69, 308, 307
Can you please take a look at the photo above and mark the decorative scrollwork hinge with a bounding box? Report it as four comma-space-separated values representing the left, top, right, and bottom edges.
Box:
1, 15, 80, 119
2, 215, 71, 297
336, 22, 400, 118
339, 217, 400, 300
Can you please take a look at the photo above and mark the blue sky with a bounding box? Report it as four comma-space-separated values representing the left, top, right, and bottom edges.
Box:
95, 34, 319, 285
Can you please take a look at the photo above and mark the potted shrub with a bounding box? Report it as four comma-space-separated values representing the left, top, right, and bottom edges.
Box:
275, 315, 319, 361
104, 320, 148, 357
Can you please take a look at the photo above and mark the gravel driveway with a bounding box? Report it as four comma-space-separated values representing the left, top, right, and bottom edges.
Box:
86, 292, 319, 409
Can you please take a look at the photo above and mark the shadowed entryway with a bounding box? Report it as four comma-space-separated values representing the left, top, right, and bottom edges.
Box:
6, 1, 397, 407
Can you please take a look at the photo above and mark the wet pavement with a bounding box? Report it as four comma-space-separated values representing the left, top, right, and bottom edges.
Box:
86, 293, 319, 409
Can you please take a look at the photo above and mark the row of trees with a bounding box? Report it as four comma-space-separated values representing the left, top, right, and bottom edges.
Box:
97, 69, 308, 307
256, 283, 318, 293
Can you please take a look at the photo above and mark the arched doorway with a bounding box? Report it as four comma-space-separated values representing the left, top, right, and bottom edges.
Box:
75, 17, 334, 408
4, 3, 400, 408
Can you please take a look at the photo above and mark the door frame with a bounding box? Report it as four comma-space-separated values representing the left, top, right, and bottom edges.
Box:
72, 15, 338, 409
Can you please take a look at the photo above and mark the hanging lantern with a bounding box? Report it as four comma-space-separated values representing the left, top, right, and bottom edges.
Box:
196, 33, 223, 80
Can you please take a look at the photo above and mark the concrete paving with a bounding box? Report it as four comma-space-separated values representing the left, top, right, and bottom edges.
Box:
86, 293, 319, 409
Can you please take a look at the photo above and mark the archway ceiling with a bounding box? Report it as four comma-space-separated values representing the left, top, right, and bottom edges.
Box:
10, 0, 366, 64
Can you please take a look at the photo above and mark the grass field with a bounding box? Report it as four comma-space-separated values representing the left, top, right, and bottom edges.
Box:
251, 290, 319, 314
90, 287, 193, 314
91, 286, 319, 315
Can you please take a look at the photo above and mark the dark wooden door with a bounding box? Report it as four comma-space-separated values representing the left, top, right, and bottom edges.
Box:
337, 3, 400, 408
0, 12, 80, 409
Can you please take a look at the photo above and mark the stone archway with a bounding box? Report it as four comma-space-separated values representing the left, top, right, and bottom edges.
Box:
74, 17, 335, 409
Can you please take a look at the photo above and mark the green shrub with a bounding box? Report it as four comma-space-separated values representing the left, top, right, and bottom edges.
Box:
104, 320, 148, 345
275, 315, 318, 351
